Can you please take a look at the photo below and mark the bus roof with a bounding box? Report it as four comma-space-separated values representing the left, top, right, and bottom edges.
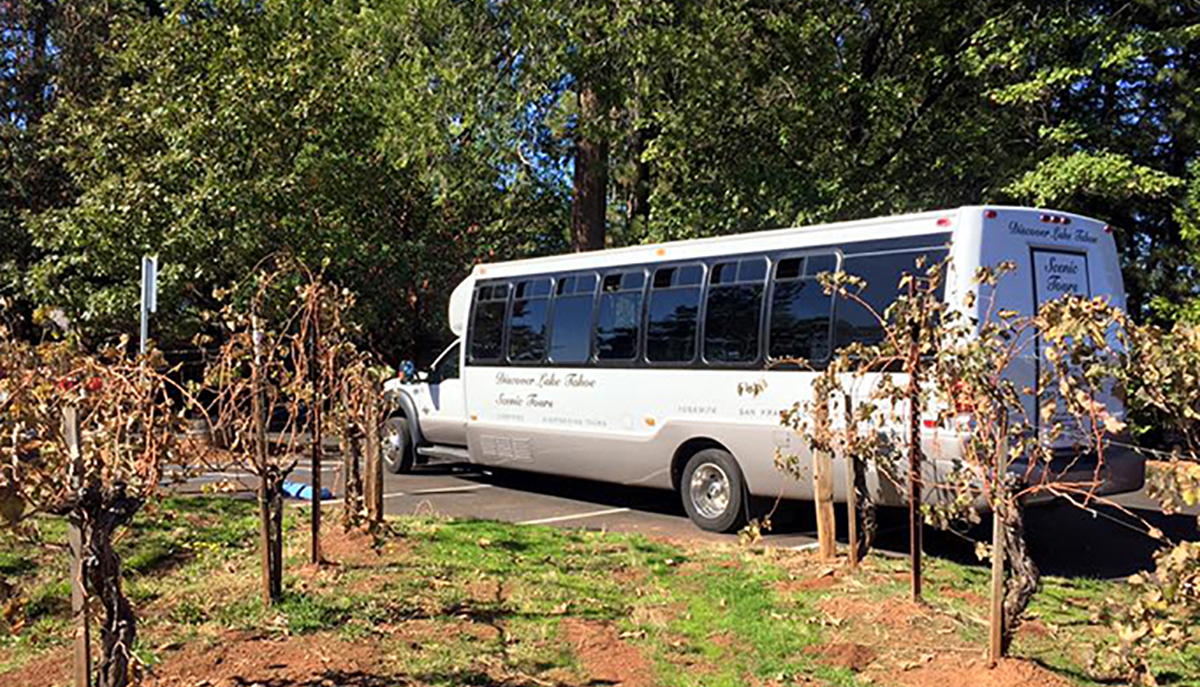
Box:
471, 206, 974, 281
445, 205, 1107, 336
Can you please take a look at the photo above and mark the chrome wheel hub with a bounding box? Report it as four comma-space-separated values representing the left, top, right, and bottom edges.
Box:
690, 463, 731, 520
383, 421, 404, 464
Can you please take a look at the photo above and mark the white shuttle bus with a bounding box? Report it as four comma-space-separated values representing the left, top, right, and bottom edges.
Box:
383, 206, 1145, 532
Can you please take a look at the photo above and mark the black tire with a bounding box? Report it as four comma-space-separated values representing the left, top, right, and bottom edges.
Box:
680, 448, 747, 533
382, 416, 414, 474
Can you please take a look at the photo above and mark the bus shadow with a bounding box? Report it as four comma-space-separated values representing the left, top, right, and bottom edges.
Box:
436, 465, 1198, 578
870, 501, 1199, 579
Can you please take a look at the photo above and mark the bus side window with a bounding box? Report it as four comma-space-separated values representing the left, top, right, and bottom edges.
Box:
548, 273, 597, 364
595, 269, 645, 361
768, 255, 833, 364
508, 278, 552, 363
469, 282, 509, 364
834, 250, 946, 350
704, 257, 766, 364
646, 264, 703, 363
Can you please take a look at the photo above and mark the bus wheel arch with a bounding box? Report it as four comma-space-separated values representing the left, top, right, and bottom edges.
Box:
673, 439, 748, 533
671, 438, 728, 491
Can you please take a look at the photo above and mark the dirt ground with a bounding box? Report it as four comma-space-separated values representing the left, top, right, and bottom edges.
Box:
561, 618, 656, 687
143, 630, 383, 687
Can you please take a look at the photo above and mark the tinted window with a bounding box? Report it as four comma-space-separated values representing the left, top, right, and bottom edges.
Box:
768, 255, 834, 363
508, 278, 552, 363
596, 269, 645, 361
835, 250, 947, 350
646, 264, 703, 363
549, 273, 597, 363
469, 283, 509, 363
431, 343, 460, 382
705, 257, 766, 364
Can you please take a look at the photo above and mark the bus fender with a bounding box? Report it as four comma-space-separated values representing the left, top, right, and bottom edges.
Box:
386, 388, 426, 448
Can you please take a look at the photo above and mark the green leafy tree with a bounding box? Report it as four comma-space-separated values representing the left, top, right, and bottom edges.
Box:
26, 0, 561, 359
963, 1, 1200, 321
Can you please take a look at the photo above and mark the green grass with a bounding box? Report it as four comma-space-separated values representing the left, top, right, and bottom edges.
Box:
648, 553, 850, 687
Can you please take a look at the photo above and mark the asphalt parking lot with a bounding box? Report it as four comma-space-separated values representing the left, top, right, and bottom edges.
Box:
176, 458, 1199, 579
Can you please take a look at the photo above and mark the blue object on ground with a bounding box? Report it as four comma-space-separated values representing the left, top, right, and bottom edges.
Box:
281, 481, 333, 500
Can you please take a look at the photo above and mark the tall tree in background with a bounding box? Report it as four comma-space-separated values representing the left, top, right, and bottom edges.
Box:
572, 82, 608, 251
2, 0, 164, 338
970, 1, 1200, 322
362, 0, 673, 253
25, 0, 564, 360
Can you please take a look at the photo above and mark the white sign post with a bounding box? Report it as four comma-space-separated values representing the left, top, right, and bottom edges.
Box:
140, 256, 158, 355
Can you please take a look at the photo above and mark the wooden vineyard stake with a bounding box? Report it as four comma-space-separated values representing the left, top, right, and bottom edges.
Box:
64, 407, 91, 687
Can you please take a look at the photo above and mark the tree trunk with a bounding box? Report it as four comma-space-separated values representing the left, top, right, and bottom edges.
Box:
270, 476, 283, 599
625, 126, 651, 236
571, 85, 608, 252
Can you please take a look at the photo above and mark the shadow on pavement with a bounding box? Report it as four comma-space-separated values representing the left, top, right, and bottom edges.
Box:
870, 501, 1200, 579
435, 464, 1199, 579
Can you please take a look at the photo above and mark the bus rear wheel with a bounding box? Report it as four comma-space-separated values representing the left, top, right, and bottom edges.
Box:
382, 416, 414, 474
680, 448, 747, 533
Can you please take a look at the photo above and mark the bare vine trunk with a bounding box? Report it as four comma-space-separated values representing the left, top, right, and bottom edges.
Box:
999, 496, 1039, 653
851, 452, 876, 560
73, 485, 142, 687
261, 466, 286, 600
340, 417, 363, 531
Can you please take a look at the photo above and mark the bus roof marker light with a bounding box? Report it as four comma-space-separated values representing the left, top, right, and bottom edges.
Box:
984, 209, 998, 219
1104, 225, 1114, 234
655, 248, 666, 257
1040, 214, 1051, 223
936, 217, 952, 227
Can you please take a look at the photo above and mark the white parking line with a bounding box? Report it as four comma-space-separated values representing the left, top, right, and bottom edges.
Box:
518, 507, 631, 526
408, 484, 495, 495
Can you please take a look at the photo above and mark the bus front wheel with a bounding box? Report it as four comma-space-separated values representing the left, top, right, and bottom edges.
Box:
680, 449, 747, 533
382, 416, 414, 474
